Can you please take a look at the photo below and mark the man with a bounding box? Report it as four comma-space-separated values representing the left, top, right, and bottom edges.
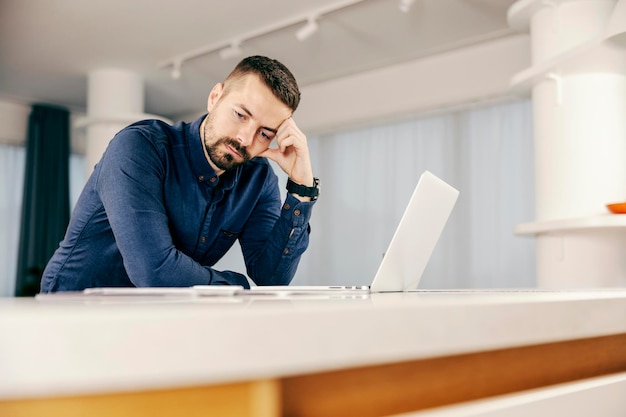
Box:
41, 55, 319, 292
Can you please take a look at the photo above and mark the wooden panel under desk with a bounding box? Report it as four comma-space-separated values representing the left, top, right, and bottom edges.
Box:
0, 379, 280, 417
281, 333, 626, 417
1, 334, 625, 417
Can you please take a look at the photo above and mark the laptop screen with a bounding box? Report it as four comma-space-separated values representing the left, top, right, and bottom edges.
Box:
370, 171, 459, 292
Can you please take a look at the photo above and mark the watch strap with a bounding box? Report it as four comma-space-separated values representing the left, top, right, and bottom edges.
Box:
286, 177, 320, 200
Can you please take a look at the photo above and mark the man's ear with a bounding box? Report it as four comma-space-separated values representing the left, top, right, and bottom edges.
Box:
207, 83, 224, 112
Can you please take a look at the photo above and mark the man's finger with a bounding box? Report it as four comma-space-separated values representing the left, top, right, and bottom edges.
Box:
259, 147, 280, 162
277, 135, 296, 153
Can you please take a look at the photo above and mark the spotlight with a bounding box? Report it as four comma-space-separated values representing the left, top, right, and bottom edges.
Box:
170, 61, 181, 80
219, 42, 243, 60
296, 17, 319, 41
399, 0, 416, 13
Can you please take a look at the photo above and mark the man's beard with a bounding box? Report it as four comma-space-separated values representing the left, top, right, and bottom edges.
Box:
203, 119, 251, 171
206, 137, 251, 171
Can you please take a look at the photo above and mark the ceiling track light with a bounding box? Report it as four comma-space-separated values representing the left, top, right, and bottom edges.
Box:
296, 17, 319, 41
157, 0, 365, 77
219, 41, 243, 60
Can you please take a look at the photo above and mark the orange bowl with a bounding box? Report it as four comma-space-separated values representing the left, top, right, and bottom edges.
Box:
607, 202, 626, 214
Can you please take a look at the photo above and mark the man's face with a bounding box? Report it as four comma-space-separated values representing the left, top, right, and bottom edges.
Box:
202, 74, 292, 172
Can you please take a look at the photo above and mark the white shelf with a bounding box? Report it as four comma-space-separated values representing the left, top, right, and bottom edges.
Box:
514, 214, 626, 235
507, 0, 585, 31
507, 0, 611, 93
509, 35, 603, 92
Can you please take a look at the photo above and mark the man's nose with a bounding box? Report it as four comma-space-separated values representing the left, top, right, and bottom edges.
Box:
237, 124, 256, 147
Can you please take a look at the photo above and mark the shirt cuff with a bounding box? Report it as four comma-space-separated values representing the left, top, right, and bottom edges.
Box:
281, 193, 315, 227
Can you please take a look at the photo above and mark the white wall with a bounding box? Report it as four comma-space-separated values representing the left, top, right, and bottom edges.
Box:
0, 99, 86, 153
297, 34, 531, 134
0, 100, 30, 146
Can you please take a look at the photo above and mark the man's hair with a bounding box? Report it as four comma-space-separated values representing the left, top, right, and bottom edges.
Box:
224, 55, 301, 112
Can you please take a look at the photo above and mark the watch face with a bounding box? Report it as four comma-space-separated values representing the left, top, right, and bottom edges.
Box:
312, 178, 320, 197
308, 178, 319, 200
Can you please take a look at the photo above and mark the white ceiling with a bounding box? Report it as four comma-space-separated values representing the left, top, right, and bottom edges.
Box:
0, 0, 519, 119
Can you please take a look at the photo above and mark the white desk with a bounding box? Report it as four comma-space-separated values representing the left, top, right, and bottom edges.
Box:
1, 289, 626, 416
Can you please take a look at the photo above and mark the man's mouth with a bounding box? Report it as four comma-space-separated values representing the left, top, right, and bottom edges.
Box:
225, 143, 243, 159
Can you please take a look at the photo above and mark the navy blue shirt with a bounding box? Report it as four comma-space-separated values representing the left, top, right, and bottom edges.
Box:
41, 115, 314, 292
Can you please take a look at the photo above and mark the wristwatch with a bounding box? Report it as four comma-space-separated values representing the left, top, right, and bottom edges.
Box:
286, 177, 320, 200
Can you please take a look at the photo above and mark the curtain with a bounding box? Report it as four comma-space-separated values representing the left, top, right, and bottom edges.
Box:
0, 149, 85, 297
15, 104, 71, 297
0, 146, 26, 297
292, 98, 536, 288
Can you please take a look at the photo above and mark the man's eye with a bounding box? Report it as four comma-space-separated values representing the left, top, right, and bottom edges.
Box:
234, 110, 246, 120
259, 131, 272, 141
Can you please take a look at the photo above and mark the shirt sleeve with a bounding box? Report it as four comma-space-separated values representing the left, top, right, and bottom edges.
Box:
95, 128, 249, 288
239, 173, 315, 286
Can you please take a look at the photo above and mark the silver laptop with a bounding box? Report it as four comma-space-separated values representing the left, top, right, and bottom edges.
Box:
250, 170, 459, 294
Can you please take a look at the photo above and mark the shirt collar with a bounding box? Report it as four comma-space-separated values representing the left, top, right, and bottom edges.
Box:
187, 114, 240, 190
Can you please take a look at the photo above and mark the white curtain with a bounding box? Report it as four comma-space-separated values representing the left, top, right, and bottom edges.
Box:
0, 146, 86, 297
293, 98, 536, 288
0, 145, 25, 296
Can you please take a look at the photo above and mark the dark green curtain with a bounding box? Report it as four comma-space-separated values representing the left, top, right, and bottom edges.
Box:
15, 104, 70, 296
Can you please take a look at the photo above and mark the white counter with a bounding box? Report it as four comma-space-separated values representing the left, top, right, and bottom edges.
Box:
1, 289, 626, 403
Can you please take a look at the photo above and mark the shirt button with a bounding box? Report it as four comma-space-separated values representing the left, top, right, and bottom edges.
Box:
201, 236, 206, 243
198, 175, 205, 181
284, 249, 289, 255
283, 203, 290, 210
210, 177, 217, 183
294, 209, 301, 216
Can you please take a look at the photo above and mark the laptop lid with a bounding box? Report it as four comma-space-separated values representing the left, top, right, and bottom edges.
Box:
369, 171, 459, 293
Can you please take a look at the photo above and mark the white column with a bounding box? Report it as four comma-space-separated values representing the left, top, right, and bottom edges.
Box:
85, 69, 143, 173
77, 69, 171, 175
509, 0, 626, 287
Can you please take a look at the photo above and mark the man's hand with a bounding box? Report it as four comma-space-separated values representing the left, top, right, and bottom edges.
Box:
260, 117, 314, 189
